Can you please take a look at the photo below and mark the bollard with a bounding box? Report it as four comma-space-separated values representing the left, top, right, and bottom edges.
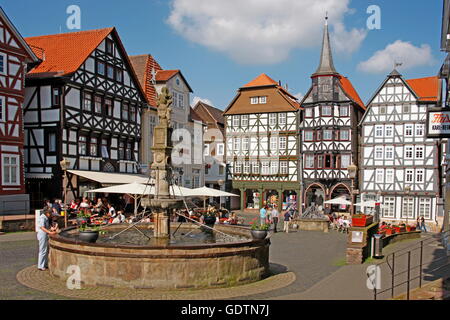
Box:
373, 234, 384, 258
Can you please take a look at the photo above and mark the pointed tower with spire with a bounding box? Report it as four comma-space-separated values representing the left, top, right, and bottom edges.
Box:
313, 14, 339, 77
300, 16, 366, 214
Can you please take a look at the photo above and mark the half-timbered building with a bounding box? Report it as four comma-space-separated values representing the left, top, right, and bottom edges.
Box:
23, 28, 147, 206
0, 7, 39, 215
224, 73, 301, 211
360, 70, 444, 231
300, 17, 366, 211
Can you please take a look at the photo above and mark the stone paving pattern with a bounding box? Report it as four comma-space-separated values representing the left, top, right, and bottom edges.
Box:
1, 212, 449, 300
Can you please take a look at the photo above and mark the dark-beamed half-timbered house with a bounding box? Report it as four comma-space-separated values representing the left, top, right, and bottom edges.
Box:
224, 73, 301, 212
300, 17, 366, 210
360, 70, 444, 231
23, 28, 147, 207
0, 7, 39, 215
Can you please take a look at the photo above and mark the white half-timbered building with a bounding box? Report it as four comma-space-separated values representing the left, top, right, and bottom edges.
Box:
224, 73, 301, 211
300, 17, 366, 211
360, 70, 444, 231
0, 7, 39, 215
23, 28, 147, 206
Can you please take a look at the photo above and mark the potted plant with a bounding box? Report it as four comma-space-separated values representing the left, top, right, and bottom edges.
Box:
351, 214, 374, 227
76, 211, 91, 226
78, 224, 102, 243
406, 225, 416, 232
203, 208, 217, 227
250, 221, 270, 240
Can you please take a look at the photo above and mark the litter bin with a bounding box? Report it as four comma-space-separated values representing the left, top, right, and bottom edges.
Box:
373, 234, 384, 258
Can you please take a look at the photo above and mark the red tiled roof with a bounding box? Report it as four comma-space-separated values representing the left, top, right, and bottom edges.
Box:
339, 76, 365, 110
243, 73, 278, 88
129, 54, 162, 107
25, 28, 114, 76
406, 76, 439, 102
156, 70, 179, 82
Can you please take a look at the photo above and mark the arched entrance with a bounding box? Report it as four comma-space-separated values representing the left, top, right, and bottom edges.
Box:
329, 183, 351, 214
305, 184, 326, 208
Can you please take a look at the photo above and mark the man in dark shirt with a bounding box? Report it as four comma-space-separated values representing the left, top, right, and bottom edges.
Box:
283, 211, 292, 233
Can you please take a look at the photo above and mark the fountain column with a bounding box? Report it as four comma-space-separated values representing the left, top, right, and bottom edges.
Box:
149, 87, 180, 239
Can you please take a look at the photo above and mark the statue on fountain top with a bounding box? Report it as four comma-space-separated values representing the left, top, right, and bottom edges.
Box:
157, 87, 173, 127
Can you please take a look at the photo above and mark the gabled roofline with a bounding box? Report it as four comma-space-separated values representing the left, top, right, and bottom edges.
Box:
0, 6, 39, 63
156, 70, 194, 93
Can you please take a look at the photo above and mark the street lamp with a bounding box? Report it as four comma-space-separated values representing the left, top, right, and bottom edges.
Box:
60, 158, 71, 228
347, 163, 358, 216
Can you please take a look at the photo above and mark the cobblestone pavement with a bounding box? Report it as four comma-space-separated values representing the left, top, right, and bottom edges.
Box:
2, 215, 447, 300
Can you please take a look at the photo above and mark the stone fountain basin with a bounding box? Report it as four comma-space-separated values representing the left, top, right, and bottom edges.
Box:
49, 224, 270, 289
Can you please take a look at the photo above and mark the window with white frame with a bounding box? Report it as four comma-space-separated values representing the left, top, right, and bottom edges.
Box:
416, 169, 424, 183
259, 96, 267, 104
375, 125, 383, 137
385, 146, 394, 160
242, 137, 249, 151
323, 130, 333, 140
232, 116, 240, 127
261, 161, 270, 174
252, 161, 260, 174
233, 137, 240, 153
415, 146, 424, 159
243, 161, 250, 174
280, 161, 288, 174
386, 169, 394, 183
419, 198, 432, 219
269, 113, 277, 126
241, 115, 249, 127
250, 97, 259, 105
204, 144, 210, 156
2, 154, 19, 185
383, 197, 395, 218
375, 146, 383, 159
340, 130, 350, 141
83, 92, 92, 111
90, 137, 98, 156
270, 161, 278, 175
0, 96, 5, 122
305, 108, 313, 118
376, 169, 384, 183
415, 124, 424, 137
405, 124, 413, 136
279, 136, 287, 150
304, 131, 314, 142
385, 125, 394, 137
217, 143, 224, 156
270, 136, 278, 151
279, 113, 287, 125
405, 169, 414, 183
305, 155, 315, 169
79, 136, 87, 155
339, 106, 349, 117
0, 53, 6, 75
402, 197, 415, 219
341, 154, 351, 169
322, 106, 332, 116
405, 146, 413, 159
234, 161, 242, 174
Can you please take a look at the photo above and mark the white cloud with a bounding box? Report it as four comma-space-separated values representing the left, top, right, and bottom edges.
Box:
167, 0, 367, 64
192, 96, 214, 107
332, 21, 367, 54
358, 40, 435, 74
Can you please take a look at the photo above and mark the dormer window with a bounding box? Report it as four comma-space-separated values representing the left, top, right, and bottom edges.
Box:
250, 96, 267, 104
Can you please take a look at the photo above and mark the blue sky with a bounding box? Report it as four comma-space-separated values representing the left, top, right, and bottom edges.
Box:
2, 0, 445, 109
